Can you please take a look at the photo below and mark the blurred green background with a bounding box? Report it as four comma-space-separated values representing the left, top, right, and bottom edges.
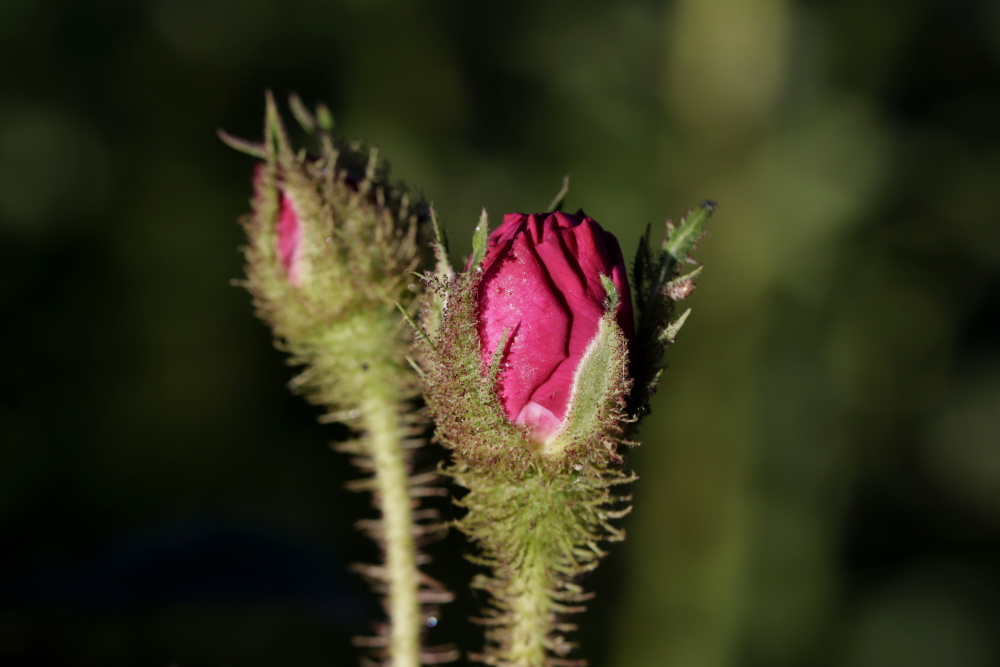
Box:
3, 0, 1000, 665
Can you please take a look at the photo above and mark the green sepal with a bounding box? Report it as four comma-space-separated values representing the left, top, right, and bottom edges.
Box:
602, 273, 621, 312
412, 206, 454, 345
429, 205, 454, 280
216, 129, 266, 159
413, 270, 531, 472
288, 93, 317, 134
287, 93, 336, 137
264, 90, 295, 162
487, 327, 510, 387
469, 208, 490, 269
545, 276, 631, 462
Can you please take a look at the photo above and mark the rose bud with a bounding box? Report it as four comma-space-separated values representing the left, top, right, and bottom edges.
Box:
229, 95, 432, 359
417, 206, 637, 469
476, 212, 634, 444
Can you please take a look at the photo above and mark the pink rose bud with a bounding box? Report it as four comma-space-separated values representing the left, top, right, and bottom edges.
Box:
476, 211, 634, 443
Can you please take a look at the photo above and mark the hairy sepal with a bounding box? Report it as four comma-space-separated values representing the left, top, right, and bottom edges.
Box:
416, 270, 531, 472
544, 276, 632, 463
415, 206, 454, 345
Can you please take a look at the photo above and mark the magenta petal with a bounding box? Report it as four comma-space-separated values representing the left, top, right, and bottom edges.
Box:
277, 194, 303, 286
478, 231, 570, 422
527, 219, 603, 421
475, 210, 635, 442
515, 401, 563, 443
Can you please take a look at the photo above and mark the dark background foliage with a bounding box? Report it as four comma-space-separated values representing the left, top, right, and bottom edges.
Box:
2, 0, 999, 665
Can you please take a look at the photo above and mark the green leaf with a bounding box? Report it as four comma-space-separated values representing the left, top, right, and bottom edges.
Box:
663, 199, 714, 265
641, 201, 713, 335
659, 307, 691, 343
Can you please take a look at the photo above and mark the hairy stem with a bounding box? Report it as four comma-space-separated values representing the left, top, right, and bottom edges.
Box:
504, 540, 553, 667
361, 363, 421, 667
457, 469, 613, 667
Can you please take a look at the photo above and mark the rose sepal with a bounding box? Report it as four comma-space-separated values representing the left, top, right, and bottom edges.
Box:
542, 276, 632, 463
416, 265, 535, 471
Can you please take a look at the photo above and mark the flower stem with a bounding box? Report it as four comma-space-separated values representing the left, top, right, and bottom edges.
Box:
504, 540, 553, 667
360, 362, 422, 667
455, 469, 613, 667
